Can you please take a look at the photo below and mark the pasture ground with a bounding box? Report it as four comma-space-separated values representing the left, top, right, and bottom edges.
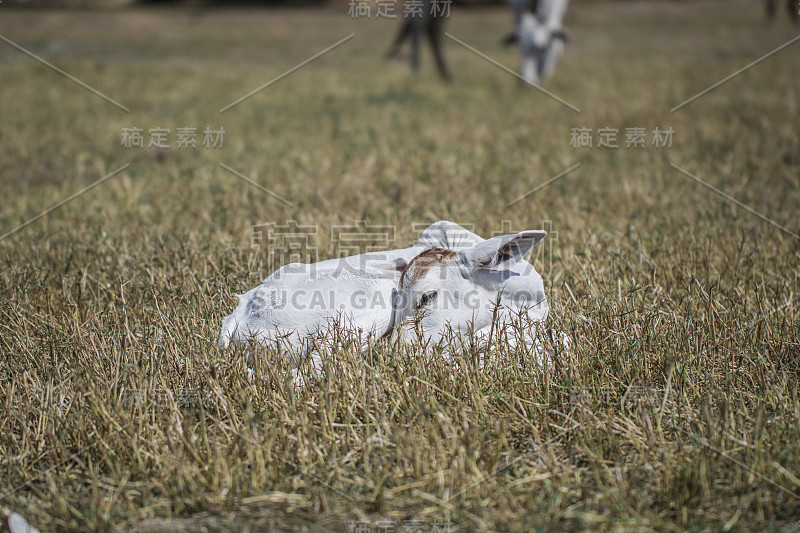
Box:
1, 1, 799, 531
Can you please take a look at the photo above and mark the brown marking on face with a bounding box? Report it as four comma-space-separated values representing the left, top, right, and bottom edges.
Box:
400, 247, 458, 290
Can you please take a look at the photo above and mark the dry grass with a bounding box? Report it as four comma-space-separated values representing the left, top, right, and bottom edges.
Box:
1, 1, 800, 531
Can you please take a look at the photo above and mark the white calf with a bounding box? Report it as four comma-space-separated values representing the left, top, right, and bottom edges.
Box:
219, 221, 560, 378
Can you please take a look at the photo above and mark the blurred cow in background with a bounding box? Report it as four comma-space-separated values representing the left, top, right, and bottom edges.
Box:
386, 0, 452, 81
510, 0, 569, 85
765, 0, 799, 24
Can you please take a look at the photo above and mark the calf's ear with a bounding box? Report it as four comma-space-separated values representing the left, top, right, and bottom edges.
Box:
458, 231, 546, 272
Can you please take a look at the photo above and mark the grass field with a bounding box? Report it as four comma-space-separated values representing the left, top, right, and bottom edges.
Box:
1, 1, 800, 531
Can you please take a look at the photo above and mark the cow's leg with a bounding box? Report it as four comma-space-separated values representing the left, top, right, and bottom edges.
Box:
521, 46, 539, 84
427, 19, 451, 81
386, 19, 413, 59
410, 17, 422, 72
766, 0, 777, 20
789, 0, 799, 23
538, 38, 565, 80
503, 1, 523, 45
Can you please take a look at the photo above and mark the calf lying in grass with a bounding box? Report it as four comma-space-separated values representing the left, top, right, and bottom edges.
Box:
219, 221, 562, 381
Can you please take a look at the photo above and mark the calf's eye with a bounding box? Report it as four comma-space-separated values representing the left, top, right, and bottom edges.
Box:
417, 290, 438, 309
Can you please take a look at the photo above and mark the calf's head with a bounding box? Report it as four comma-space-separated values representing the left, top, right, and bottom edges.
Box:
392, 230, 548, 345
